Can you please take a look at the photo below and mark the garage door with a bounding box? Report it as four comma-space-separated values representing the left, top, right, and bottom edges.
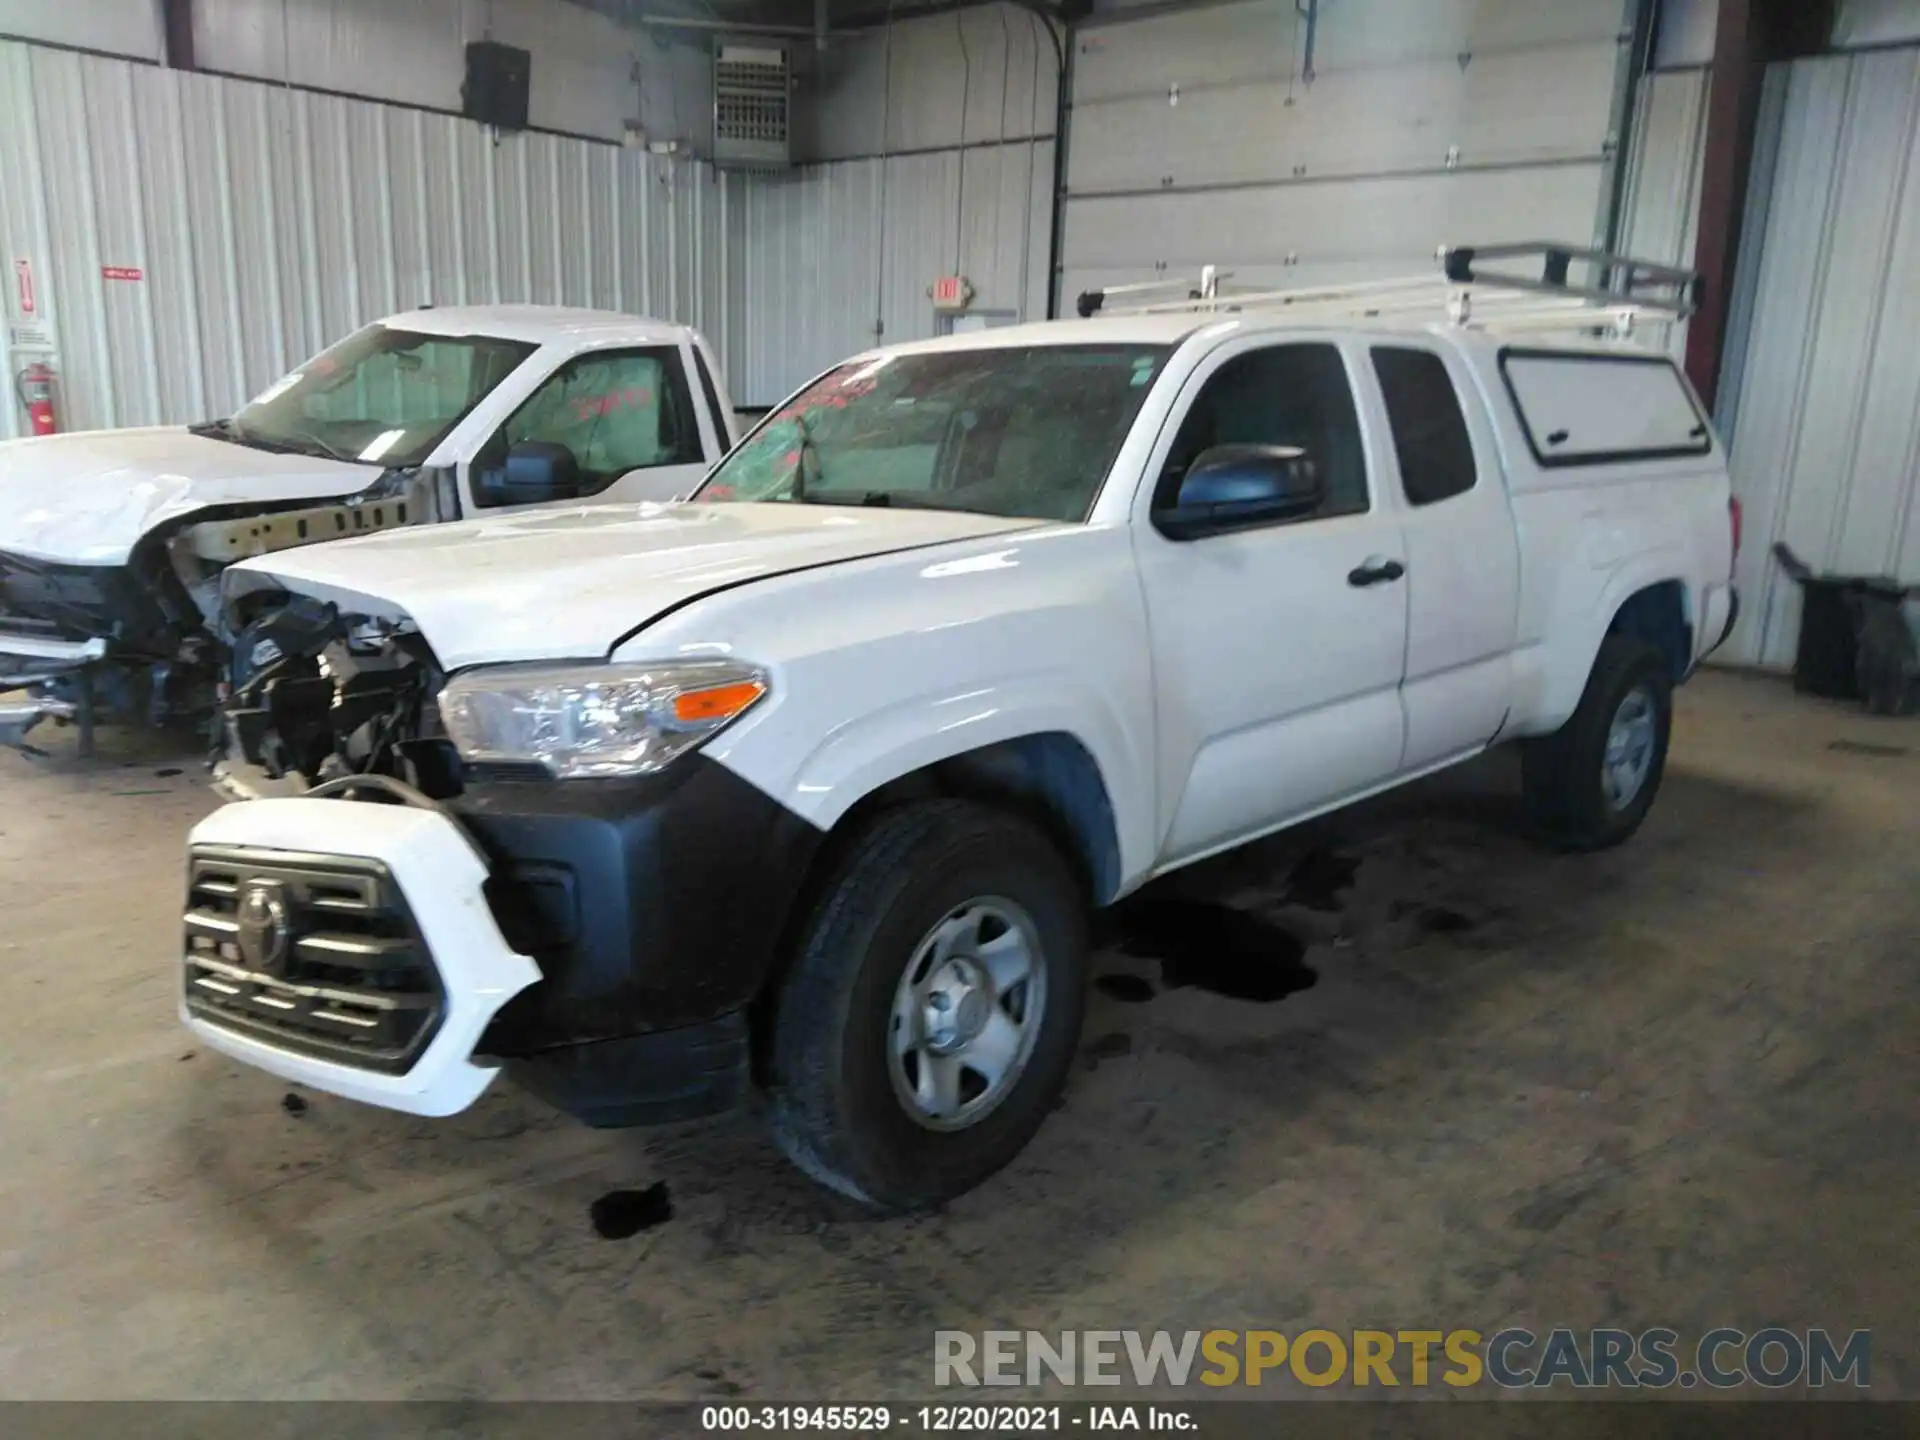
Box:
1061, 0, 1634, 303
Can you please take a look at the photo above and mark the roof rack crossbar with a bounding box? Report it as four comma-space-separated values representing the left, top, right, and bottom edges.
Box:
1073, 241, 1701, 331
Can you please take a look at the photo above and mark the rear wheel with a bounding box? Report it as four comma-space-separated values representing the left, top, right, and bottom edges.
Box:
1522, 634, 1673, 851
768, 800, 1087, 1212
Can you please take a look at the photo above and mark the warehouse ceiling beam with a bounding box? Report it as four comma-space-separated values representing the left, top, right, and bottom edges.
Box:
1686, 0, 1835, 410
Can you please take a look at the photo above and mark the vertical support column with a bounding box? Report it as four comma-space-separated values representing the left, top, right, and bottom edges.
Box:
160, 0, 195, 71
1686, 0, 1832, 410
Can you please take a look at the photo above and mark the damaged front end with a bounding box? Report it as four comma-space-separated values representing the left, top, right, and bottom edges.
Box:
1, 471, 446, 755
215, 588, 463, 801
0, 541, 217, 752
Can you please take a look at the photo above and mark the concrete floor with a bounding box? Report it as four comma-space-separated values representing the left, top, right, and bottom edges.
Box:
0, 670, 1914, 1400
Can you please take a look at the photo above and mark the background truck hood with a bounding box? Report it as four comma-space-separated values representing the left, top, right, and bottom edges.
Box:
0, 427, 381, 565
227, 501, 1046, 670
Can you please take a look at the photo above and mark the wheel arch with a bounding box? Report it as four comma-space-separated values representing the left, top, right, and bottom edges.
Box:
1513, 571, 1695, 738
744, 730, 1123, 1087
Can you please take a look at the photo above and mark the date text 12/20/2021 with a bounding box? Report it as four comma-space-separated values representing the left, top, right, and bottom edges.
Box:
700, 1406, 1192, 1432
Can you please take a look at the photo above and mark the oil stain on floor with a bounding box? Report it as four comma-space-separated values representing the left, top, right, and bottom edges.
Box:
1108, 897, 1319, 1004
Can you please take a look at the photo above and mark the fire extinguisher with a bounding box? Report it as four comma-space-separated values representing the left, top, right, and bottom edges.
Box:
15, 362, 57, 436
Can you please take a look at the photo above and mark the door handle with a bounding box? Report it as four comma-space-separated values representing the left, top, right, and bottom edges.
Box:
1348, 557, 1406, 588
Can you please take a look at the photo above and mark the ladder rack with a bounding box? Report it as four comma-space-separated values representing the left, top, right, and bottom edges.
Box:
1074, 242, 1702, 340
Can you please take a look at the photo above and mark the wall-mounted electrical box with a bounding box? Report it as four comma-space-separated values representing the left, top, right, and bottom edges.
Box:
463, 41, 532, 131
713, 43, 791, 170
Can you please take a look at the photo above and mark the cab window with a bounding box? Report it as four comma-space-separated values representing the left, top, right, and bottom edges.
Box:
1156, 343, 1370, 521
474, 348, 702, 507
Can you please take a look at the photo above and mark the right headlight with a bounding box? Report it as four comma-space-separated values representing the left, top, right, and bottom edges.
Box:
437, 658, 769, 779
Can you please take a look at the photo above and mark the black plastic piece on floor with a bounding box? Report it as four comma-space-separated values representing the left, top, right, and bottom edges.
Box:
591, 1182, 673, 1239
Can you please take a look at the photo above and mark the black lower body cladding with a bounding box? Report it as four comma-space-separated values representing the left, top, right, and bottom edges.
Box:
462, 754, 825, 1065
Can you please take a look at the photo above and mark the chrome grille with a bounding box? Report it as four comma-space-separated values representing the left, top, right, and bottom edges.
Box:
183, 847, 444, 1074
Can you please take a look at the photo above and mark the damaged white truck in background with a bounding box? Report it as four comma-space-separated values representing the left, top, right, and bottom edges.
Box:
0, 306, 739, 752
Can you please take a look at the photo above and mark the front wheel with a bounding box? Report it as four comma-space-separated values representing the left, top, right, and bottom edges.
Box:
768, 800, 1088, 1212
1521, 634, 1674, 851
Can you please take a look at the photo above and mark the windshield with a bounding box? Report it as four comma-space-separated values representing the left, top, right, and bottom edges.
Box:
695, 344, 1171, 522
222, 325, 537, 468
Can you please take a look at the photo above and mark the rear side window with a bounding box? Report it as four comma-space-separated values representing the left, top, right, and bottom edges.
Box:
1371, 347, 1477, 505
1501, 350, 1711, 467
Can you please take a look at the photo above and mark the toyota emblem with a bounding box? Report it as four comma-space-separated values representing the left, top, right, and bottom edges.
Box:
236, 880, 291, 973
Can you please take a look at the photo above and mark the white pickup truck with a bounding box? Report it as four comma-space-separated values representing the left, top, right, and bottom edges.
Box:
0, 306, 738, 749
182, 245, 1739, 1212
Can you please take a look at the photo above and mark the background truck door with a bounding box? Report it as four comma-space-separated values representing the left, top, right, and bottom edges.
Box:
1365, 343, 1521, 770
463, 343, 714, 511
1135, 338, 1410, 865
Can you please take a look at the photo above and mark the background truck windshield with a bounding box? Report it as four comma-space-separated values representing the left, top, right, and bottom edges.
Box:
697, 344, 1171, 522
226, 325, 537, 469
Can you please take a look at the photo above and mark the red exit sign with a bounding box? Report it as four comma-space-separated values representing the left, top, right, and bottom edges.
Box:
931, 275, 974, 311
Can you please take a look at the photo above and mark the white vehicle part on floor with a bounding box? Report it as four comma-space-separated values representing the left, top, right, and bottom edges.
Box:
181, 796, 540, 1116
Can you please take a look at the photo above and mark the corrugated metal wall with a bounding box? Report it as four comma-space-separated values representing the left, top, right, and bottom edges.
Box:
1721, 47, 1920, 667
737, 4, 1058, 406
1061, 0, 1636, 298
0, 40, 744, 442
738, 142, 1054, 405
188, 0, 716, 149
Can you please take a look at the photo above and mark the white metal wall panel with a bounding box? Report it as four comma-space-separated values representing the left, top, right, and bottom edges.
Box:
1063, 0, 1631, 298
739, 139, 1054, 406
1616, 67, 1711, 359
799, 4, 1059, 161
1724, 50, 1920, 667
1834, 0, 1920, 48
190, 0, 711, 146
0, 40, 743, 440
0, 0, 162, 60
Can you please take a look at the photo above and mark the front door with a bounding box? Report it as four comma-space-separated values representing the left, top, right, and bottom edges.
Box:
1135, 338, 1410, 866
462, 344, 714, 511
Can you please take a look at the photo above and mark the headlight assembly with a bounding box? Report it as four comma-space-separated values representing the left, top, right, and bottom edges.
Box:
437, 659, 769, 779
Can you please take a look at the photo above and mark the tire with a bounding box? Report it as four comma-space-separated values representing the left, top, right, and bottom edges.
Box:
767, 800, 1088, 1213
1521, 633, 1673, 852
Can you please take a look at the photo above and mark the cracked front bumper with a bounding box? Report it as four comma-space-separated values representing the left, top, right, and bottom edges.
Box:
181, 796, 542, 1117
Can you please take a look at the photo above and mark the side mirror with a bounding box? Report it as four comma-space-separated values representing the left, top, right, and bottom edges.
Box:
1155, 444, 1325, 540
489, 441, 583, 504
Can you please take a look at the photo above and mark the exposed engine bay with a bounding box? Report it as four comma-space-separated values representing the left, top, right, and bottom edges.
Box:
219, 592, 463, 799
1, 470, 445, 752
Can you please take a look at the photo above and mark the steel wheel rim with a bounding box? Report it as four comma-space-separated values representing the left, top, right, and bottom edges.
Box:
887, 897, 1048, 1133
1603, 685, 1657, 811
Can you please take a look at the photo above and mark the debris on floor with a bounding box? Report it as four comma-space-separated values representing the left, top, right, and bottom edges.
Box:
1828, 738, 1910, 759
591, 1182, 673, 1239
280, 1092, 308, 1116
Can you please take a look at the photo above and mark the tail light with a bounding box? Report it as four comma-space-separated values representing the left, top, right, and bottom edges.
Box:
1729, 496, 1743, 561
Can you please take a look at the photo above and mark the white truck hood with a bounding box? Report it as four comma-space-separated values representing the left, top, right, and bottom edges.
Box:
227, 501, 1046, 670
0, 427, 381, 565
